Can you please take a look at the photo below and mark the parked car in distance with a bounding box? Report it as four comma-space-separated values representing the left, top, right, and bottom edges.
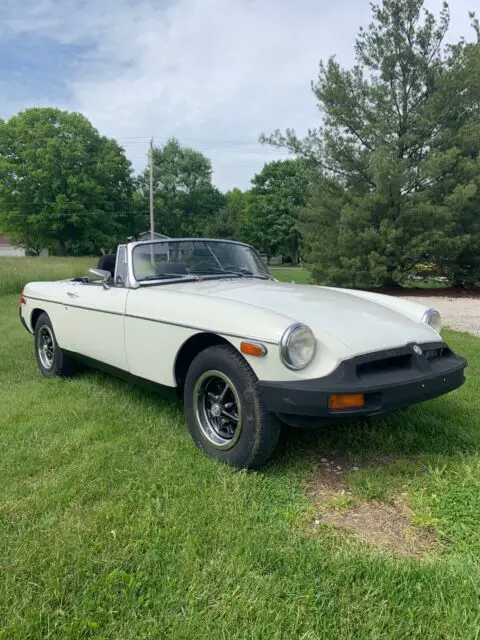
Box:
20, 238, 468, 468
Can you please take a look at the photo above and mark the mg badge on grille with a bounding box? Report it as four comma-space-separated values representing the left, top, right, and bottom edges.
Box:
413, 345, 423, 356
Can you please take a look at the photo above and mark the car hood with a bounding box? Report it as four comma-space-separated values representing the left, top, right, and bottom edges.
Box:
171, 278, 438, 354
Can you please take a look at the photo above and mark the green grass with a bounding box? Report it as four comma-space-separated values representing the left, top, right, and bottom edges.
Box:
270, 267, 312, 284
0, 256, 95, 296
1, 295, 480, 638
0, 258, 313, 290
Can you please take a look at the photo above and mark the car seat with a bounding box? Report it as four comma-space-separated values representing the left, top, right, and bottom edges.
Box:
97, 254, 116, 278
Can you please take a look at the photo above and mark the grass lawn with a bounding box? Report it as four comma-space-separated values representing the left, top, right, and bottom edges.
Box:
0, 255, 448, 293
270, 267, 311, 284
0, 256, 95, 296
1, 261, 480, 638
0, 257, 306, 293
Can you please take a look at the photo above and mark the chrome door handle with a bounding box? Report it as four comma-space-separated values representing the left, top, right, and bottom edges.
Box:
67, 291, 79, 298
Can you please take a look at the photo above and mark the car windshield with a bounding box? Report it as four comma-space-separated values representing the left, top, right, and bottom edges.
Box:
132, 240, 271, 282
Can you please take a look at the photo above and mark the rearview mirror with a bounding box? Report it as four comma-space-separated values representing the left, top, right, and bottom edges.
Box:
89, 268, 111, 289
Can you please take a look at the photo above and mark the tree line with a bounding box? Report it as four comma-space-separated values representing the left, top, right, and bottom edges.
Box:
1, 0, 479, 287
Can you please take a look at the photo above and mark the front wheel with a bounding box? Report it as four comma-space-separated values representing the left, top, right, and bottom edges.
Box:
34, 312, 77, 378
184, 345, 281, 468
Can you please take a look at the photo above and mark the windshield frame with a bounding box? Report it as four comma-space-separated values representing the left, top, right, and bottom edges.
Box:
127, 238, 272, 287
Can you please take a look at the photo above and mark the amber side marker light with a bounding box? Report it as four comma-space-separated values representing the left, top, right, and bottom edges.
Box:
240, 342, 267, 357
328, 393, 365, 411
20, 289, 26, 305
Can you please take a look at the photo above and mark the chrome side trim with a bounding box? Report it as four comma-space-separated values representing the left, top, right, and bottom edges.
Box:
25, 296, 123, 316
124, 314, 279, 345
24, 295, 280, 345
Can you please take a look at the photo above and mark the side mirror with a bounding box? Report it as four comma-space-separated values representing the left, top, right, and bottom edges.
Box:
89, 268, 111, 289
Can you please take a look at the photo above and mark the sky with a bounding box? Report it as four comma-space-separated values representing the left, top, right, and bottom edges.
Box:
0, 0, 476, 190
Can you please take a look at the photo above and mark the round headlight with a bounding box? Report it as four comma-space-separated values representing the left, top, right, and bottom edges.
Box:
422, 308, 442, 333
280, 323, 316, 370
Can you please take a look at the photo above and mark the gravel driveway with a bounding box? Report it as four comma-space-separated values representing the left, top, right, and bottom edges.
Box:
404, 296, 480, 336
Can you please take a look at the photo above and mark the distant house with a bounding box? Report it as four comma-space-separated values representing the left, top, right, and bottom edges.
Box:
0, 234, 49, 256
0, 235, 26, 257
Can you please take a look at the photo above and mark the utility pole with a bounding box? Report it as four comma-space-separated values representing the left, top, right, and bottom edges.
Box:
149, 138, 155, 241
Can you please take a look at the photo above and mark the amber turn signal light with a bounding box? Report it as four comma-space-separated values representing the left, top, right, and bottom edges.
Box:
328, 393, 365, 411
240, 342, 267, 357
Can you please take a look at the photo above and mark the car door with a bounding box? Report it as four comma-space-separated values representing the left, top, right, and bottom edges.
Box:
61, 282, 129, 370
60, 249, 129, 371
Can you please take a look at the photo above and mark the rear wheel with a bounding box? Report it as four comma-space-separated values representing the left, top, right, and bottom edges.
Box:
184, 344, 281, 468
34, 312, 77, 378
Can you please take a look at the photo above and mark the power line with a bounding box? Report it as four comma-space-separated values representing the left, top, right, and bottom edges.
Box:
116, 135, 277, 146
116, 136, 286, 151
119, 142, 285, 156
1, 200, 140, 206
3, 210, 150, 218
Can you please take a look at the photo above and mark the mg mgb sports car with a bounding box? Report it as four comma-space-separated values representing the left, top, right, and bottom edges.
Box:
20, 238, 468, 468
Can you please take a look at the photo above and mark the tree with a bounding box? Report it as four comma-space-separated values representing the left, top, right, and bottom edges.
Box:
136, 138, 225, 238
262, 1, 479, 287
421, 26, 480, 285
244, 160, 310, 262
203, 188, 247, 240
0, 108, 135, 255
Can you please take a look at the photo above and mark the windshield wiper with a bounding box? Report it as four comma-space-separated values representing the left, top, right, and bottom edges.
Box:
138, 269, 271, 282
191, 267, 270, 279
138, 274, 198, 281
190, 267, 242, 277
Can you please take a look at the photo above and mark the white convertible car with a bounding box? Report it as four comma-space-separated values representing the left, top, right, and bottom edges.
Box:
20, 238, 467, 468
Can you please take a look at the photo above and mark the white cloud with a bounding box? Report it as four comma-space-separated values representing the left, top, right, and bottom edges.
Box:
2, 0, 476, 189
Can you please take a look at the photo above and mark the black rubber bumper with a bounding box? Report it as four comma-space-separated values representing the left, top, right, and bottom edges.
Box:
257, 342, 467, 419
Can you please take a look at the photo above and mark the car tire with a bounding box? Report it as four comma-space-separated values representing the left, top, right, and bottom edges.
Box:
184, 344, 281, 468
34, 312, 77, 378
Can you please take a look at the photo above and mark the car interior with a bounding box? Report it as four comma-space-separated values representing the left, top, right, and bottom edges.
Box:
97, 253, 117, 278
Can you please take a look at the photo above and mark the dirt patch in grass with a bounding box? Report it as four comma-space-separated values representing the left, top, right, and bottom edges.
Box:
318, 500, 436, 558
306, 453, 436, 558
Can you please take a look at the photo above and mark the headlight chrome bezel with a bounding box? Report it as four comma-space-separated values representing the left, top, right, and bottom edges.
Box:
280, 323, 316, 370
421, 308, 442, 333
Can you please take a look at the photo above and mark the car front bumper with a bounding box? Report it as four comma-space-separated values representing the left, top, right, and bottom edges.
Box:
257, 342, 467, 422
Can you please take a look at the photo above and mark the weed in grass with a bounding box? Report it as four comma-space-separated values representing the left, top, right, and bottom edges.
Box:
327, 493, 355, 511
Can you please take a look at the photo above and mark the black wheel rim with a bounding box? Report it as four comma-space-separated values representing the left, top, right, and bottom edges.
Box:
38, 325, 55, 370
193, 370, 242, 450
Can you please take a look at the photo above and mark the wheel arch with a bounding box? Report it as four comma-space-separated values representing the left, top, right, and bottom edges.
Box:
174, 332, 236, 391
31, 307, 47, 331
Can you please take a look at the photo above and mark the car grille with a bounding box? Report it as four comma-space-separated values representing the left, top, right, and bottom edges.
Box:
355, 345, 452, 380
356, 354, 413, 379
423, 346, 451, 361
